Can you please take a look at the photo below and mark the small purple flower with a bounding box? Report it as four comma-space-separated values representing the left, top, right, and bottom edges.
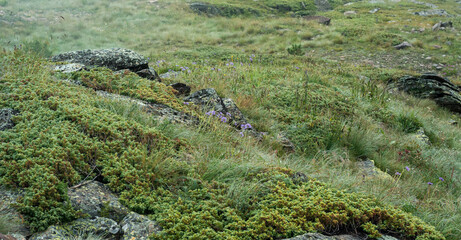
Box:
439, 177, 444, 181
428, 182, 433, 185
226, 63, 229, 66
206, 110, 216, 116
218, 68, 221, 71
192, 62, 197, 65
245, 123, 252, 129
239, 132, 244, 137
240, 62, 243, 66
395, 172, 401, 176
211, 67, 215, 70
250, 57, 253, 62
405, 166, 410, 171
183, 102, 189, 105
229, 62, 234, 66
221, 117, 227, 123
226, 112, 231, 117
295, 66, 300, 70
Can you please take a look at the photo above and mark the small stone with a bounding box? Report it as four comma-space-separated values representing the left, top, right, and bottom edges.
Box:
425, 57, 432, 60
54, 63, 85, 73
370, 8, 380, 13
344, 11, 357, 18
433, 45, 442, 49
448, 119, 458, 125
394, 41, 412, 50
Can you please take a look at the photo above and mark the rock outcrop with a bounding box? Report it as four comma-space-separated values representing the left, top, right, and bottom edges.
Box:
52, 48, 160, 81
0, 187, 30, 237
68, 181, 130, 223
0, 108, 19, 131
414, 9, 448, 16
389, 74, 461, 114
120, 213, 162, 240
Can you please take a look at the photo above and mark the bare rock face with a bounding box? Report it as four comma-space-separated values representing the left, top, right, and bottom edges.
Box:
68, 181, 130, 223
52, 48, 148, 72
389, 73, 461, 114
120, 213, 162, 240
0, 108, 19, 131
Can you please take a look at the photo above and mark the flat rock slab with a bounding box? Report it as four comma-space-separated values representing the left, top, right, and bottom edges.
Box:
51, 48, 149, 72
414, 9, 448, 16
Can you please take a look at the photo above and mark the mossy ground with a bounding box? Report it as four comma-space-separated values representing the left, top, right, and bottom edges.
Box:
1, 0, 460, 239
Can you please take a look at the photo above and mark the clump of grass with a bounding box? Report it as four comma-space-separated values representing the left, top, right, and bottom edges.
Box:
395, 112, 423, 134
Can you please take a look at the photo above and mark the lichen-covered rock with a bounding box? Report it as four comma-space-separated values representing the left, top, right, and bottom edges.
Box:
414, 9, 448, 16
29, 217, 119, 240
53, 63, 86, 73
0, 187, 30, 237
68, 181, 129, 223
283, 233, 335, 240
0, 108, 19, 131
0, 233, 19, 240
394, 41, 412, 50
276, 132, 296, 152
389, 73, 461, 114
120, 212, 161, 240
356, 159, 392, 180
51, 48, 149, 72
412, 128, 431, 146
159, 71, 181, 79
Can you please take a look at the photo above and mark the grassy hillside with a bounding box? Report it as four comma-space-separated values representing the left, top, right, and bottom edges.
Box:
1, 0, 460, 239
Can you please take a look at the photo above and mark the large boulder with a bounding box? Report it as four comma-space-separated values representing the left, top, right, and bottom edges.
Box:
389, 74, 461, 114
120, 213, 161, 240
68, 181, 130, 223
0, 108, 19, 131
52, 48, 148, 72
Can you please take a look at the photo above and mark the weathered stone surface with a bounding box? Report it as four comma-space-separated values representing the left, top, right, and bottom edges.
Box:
159, 71, 181, 79
0, 233, 18, 240
369, 8, 380, 14
30, 217, 119, 240
394, 41, 412, 50
432, 21, 453, 31
68, 181, 129, 223
303, 16, 331, 25
51, 48, 148, 72
8, 233, 25, 240
136, 67, 160, 82
412, 128, 431, 146
120, 212, 161, 240
190, 2, 220, 16
414, 9, 448, 16
283, 233, 335, 240
0, 108, 19, 131
389, 74, 461, 114
54, 63, 86, 73
276, 132, 296, 152
169, 83, 191, 97
0, 187, 30, 237
356, 159, 392, 180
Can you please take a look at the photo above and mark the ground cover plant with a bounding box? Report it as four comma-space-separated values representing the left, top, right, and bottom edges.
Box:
0, 0, 460, 239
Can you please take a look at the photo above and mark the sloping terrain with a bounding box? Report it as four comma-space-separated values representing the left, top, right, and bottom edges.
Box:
0, 0, 460, 239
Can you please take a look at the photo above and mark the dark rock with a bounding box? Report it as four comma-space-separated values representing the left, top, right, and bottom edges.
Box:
291, 172, 309, 183
0, 108, 19, 131
0, 187, 30, 237
389, 74, 461, 114
29, 217, 119, 240
414, 9, 448, 16
432, 21, 453, 31
315, 0, 332, 12
136, 67, 160, 82
169, 83, 191, 97
190, 2, 220, 16
120, 212, 161, 240
303, 16, 331, 25
68, 181, 130, 223
51, 48, 149, 72
394, 41, 412, 50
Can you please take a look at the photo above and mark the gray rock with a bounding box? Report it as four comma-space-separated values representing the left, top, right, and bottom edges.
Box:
276, 132, 296, 152
303, 16, 331, 25
9, 233, 26, 240
51, 48, 149, 72
30, 217, 119, 240
68, 181, 130, 223
159, 71, 181, 79
283, 233, 399, 240
344, 11, 357, 18
283, 233, 335, 240
370, 8, 380, 14
448, 119, 458, 125
315, 0, 332, 12
0, 108, 19, 131
0, 233, 20, 240
120, 212, 161, 240
394, 41, 412, 50
0, 187, 30, 237
389, 74, 461, 114
410, 0, 438, 8
190, 2, 220, 16
414, 9, 448, 16
432, 21, 453, 31
54, 63, 86, 73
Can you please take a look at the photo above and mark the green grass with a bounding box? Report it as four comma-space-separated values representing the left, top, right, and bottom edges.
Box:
1, 0, 460, 239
